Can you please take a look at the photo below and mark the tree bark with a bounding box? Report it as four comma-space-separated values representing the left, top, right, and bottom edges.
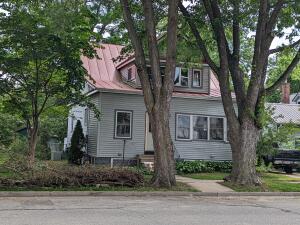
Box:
179, 1, 299, 186
120, 0, 178, 187
226, 117, 261, 185
149, 107, 176, 187
27, 118, 39, 168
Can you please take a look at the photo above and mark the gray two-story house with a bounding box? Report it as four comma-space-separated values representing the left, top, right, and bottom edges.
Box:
66, 43, 232, 165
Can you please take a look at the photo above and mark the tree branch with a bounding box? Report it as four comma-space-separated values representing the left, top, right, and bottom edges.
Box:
265, 48, 300, 94
232, 0, 240, 64
266, 0, 285, 34
120, 0, 154, 109
246, 0, 269, 110
269, 39, 300, 55
178, 1, 219, 74
228, 0, 247, 114
141, 0, 162, 103
183, 0, 238, 126
163, 0, 179, 98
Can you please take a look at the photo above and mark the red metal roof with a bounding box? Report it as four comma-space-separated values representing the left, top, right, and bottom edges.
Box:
81, 43, 222, 98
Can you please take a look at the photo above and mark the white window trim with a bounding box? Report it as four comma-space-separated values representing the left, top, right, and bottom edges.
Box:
84, 108, 89, 126
175, 67, 189, 87
192, 69, 202, 88
114, 110, 133, 139
176, 113, 226, 141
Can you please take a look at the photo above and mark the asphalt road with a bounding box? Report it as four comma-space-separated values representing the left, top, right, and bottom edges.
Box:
0, 195, 300, 225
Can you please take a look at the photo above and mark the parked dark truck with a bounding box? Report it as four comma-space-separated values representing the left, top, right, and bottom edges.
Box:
265, 150, 300, 174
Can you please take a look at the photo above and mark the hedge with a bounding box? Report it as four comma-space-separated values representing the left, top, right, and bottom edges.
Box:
176, 160, 232, 174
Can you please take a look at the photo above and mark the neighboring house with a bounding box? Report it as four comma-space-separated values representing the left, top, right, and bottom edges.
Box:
64, 106, 88, 150
65, 43, 232, 165
267, 83, 300, 149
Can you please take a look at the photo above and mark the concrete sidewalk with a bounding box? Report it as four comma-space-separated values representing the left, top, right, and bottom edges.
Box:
176, 175, 234, 192
285, 173, 300, 179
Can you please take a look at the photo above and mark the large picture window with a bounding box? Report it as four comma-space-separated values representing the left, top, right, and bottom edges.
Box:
114, 110, 132, 139
176, 114, 225, 141
174, 67, 189, 87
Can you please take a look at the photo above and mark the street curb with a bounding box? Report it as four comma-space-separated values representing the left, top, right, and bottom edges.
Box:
1, 191, 300, 197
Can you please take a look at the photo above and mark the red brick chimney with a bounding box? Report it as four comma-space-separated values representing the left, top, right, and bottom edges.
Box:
281, 82, 290, 104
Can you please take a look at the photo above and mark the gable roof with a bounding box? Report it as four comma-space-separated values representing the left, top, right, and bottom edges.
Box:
81, 43, 222, 98
266, 103, 300, 124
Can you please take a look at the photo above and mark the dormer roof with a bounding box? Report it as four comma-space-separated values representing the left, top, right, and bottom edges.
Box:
81, 43, 223, 99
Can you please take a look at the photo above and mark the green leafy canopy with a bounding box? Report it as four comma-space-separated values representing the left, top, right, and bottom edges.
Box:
0, 0, 99, 124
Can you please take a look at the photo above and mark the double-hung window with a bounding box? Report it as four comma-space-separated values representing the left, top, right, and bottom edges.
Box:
192, 69, 202, 87
176, 114, 190, 139
174, 67, 189, 87
176, 114, 225, 141
127, 67, 132, 80
210, 117, 224, 140
193, 116, 208, 140
114, 110, 132, 139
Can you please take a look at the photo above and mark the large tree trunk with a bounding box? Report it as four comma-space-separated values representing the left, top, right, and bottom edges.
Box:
27, 118, 39, 168
120, 0, 178, 187
226, 118, 261, 186
149, 105, 176, 187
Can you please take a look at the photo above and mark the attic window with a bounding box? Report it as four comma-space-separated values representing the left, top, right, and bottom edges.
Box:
128, 68, 132, 80
174, 67, 188, 87
146, 66, 166, 80
192, 69, 202, 87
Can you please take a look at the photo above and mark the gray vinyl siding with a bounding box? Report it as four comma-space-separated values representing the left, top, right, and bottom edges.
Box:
87, 94, 100, 157
121, 64, 210, 94
98, 92, 146, 158
91, 92, 232, 161
173, 65, 210, 94
171, 97, 231, 161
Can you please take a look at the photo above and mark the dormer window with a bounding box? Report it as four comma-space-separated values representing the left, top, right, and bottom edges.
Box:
192, 69, 202, 88
128, 68, 132, 80
174, 67, 188, 87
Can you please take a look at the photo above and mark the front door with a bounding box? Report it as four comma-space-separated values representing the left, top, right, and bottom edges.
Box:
145, 113, 154, 153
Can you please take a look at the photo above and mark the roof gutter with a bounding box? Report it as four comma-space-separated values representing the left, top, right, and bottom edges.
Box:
95, 87, 232, 102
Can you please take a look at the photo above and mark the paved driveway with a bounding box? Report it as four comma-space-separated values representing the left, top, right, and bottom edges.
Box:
0, 196, 300, 225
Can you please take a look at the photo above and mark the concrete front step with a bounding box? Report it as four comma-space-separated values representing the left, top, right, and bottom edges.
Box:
138, 154, 154, 163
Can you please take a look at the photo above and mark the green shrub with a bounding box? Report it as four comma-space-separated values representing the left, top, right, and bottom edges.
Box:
176, 160, 232, 174
9, 137, 28, 155
67, 120, 85, 165
131, 165, 154, 176
256, 161, 273, 173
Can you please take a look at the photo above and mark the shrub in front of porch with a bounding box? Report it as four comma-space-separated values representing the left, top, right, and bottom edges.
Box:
176, 160, 232, 174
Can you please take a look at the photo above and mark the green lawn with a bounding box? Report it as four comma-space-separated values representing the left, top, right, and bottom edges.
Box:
183, 172, 229, 180
182, 172, 300, 192
223, 172, 300, 192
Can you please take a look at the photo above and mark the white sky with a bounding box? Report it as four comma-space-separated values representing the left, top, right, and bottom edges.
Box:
1, 4, 298, 49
